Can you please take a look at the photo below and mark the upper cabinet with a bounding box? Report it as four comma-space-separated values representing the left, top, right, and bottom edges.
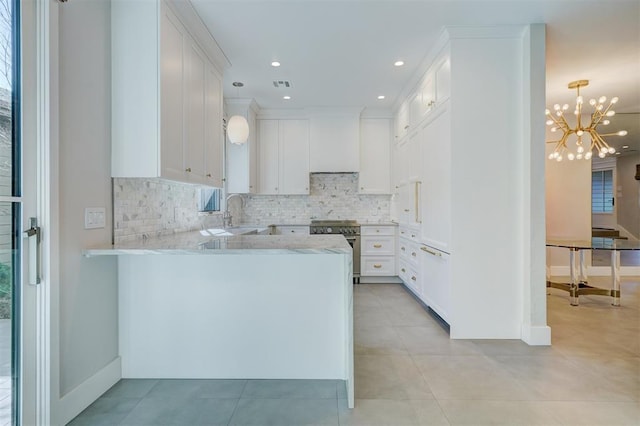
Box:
359, 118, 391, 194
394, 53, 451, 143
112, 0, 227, 187
257, 119, 310, 195
225, 99, 258, 194
394, 101, 410, 141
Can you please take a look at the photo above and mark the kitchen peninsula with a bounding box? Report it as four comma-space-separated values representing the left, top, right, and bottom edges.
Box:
84, 232, 354, 408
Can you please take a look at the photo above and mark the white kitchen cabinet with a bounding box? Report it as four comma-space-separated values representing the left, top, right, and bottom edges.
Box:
394, 101, 410, 141
398, 227, 422, 297
419, 104, 451, 252
226, 99, 258, 193
359, 119, 391, 194
257, 119, 310, 195
184, 40, 208, 182
435, 56, 451, 104
281, 120, 311, 194
395, 131, 419, 188
274, 225, 309, 235
420, 244, 450, 323
257, 120, 280, 194
361, 225, 397, 277
112, 1, 224, 186
204, 62, 224, 187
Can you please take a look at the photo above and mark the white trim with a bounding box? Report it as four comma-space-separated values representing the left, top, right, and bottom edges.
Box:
521, 325, 551, 346
33, 0, 56, 425
56, 357, 122, 426
549, 265, 640, 276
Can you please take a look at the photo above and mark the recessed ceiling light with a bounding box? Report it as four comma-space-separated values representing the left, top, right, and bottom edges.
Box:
394, 60, 404, 67
622, 145, 629, 149
271, 61, 281, 67
283, 95, 291, 100
377, 95, 385, 100
615, 152, 621, 155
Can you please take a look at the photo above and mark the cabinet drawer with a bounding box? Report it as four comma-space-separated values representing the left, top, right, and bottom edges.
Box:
403, 265, 420, 297
361, 226, 396, 236
398, 260, 410, 281
361, 257, 395, 276
276, 226, 309, 235
362, 236, 395, 255
398, 227, 419, 242
407, 243, 420, 267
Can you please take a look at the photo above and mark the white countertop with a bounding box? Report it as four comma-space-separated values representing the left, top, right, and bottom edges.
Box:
83, 230, 351, 257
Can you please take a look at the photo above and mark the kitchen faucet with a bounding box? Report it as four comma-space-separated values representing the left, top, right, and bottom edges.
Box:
223, 193, 243, 228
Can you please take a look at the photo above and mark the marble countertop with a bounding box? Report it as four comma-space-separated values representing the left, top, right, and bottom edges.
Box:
83, 231, 352, 257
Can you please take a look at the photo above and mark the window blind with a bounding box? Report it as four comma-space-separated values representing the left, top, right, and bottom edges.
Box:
592, 169, 613, 213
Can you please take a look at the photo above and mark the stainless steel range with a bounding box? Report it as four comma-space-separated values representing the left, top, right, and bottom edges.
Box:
310, 220, 361, 282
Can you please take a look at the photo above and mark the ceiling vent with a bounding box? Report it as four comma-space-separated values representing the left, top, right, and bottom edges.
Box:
273, 80, 292, 88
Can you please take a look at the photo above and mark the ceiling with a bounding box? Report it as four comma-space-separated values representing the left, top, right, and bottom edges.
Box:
191, 0, 640, 116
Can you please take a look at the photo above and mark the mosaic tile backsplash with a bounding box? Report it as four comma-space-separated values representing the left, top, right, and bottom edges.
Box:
114, 173, 391, 242
238, 173, 391, 225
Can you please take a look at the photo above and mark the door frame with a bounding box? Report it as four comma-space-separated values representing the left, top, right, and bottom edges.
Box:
19, 0, 58, 424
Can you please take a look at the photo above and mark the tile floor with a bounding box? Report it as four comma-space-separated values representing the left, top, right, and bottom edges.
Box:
68, 278, 640, 425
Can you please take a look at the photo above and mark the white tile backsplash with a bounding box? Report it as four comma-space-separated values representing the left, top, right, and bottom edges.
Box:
113, 178, 233, 243
113, 173, 391, 242
239, 173, 391, 225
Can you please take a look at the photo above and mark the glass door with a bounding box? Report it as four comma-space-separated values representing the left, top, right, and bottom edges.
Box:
0, 0, 22, 424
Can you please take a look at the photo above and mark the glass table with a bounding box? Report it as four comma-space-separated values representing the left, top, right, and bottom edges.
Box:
546, 238, 640, 306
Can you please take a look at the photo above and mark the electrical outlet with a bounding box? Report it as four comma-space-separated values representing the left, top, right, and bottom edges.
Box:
85, 207, 106, 229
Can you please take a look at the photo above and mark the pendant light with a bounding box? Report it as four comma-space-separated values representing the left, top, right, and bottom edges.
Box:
546, 80, 627, 161
227, 82, 250, 145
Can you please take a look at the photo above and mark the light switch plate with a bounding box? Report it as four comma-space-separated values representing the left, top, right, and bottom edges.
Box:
85, 207, 106, 229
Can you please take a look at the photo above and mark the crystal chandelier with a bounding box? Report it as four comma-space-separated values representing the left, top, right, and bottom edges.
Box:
546, 80, 627, 161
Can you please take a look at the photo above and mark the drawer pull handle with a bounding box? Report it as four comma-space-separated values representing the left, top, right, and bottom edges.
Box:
404, 209, 410, 212
373, 244, 382, 248
376, 230, 380, 233
411, 276, 417, 281
411, 234, 415, 238
420, 246, 442, 257
185, 167, 192, 172
401, 268, 406, 273
373, 264, 382, 269
401, 247, 406, 251
411, 252, 417, 257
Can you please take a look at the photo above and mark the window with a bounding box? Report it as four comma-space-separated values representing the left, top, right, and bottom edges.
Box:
199, 187, 221, 212
592, 169, 614, 213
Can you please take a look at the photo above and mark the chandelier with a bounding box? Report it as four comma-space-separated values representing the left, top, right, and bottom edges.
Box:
546, 80, 627, 161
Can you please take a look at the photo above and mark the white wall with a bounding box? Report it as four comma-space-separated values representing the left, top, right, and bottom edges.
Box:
447, 27, 543, 340
617, 153, 640, 239
55, 1, 119, 423
545, 127, 592, 268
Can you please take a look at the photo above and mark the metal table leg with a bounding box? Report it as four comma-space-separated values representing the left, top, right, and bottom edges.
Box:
570, 247, 579, 306
611, 250, 621, 306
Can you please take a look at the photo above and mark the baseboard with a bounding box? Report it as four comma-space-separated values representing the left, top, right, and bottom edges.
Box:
549, 265, 640, 277
56, 356, 121, 426
358, 276, 403, 284
521, 324, 551, 346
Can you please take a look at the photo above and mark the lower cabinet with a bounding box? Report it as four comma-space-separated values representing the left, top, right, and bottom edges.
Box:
360, 225, 397, 277
420, 244, 451, 323
398, 226, 422, 297
272, 225, 309, 235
